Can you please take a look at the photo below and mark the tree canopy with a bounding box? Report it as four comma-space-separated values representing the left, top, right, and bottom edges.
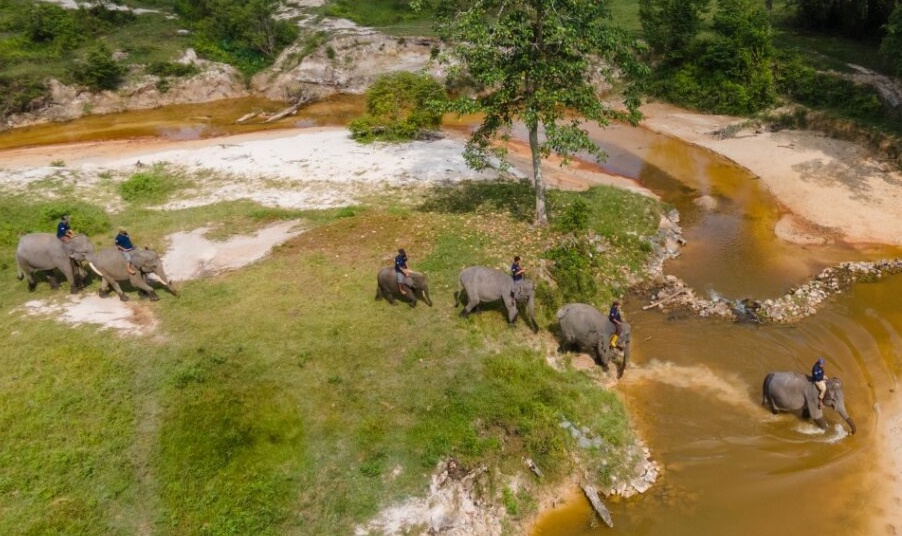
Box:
417, 0, 646, 225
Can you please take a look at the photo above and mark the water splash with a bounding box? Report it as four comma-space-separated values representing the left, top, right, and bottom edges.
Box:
622, 359, 759, 414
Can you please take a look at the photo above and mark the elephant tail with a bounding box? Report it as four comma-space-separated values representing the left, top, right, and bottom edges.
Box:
16, 261, 24, 280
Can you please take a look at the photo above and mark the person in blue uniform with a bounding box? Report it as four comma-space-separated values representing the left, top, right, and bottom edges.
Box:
511, 256, 525, 282
115, 227, 137, 275
395, 248, 412, 295
609, 300, 623, 347
812, 357, 827, 408
57, 215, 75, 241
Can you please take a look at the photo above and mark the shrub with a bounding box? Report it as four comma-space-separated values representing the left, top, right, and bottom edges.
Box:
146, 61, 198, 78
349, 72, 447, 143
118, 164, 184, 204
69, 43, 125, 92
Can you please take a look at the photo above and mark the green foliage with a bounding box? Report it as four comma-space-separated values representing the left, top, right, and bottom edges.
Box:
320, 0, 434, 34
640, 0, 710, 64
546, 241, 598, 301
69, 43, 125, 91
0, 74, 48, 116
775, 53, 887, 121
349, 71, 447, 143
118, 164, 188, 204
146, 60, 198, 78
786, 0, 895, 40
173, 0, 299, 76
880, 5, 902, 76
422, 0, 647, 224
644, 0, 777, 114
0, 197, 109, 247
555, 198, 591, 234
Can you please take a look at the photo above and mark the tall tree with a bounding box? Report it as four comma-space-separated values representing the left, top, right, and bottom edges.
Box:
417, 0, 646, 225
640, 0, 711, 64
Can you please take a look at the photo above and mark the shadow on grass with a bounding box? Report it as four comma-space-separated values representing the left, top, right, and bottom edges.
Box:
419, 179, 535, 221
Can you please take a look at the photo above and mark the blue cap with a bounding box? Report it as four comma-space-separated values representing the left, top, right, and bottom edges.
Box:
817, 357, 825, 365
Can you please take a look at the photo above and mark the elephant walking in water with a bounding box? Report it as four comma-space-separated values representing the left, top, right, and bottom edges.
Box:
556, 303, 632, 378
762, 371, 856, 434
375, 267, 432, 307
87, 247, 177, 301
16, 233, 95, 293
454, 266, 537, 331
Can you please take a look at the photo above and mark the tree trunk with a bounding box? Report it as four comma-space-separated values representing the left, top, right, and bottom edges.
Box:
529, 124, 548, 225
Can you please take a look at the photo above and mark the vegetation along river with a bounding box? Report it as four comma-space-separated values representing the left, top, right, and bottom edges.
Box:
4, 99, 899, 536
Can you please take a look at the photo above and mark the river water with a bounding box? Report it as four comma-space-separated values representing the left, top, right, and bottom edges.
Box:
533, 123, 902, 536
3, 99, 899, 535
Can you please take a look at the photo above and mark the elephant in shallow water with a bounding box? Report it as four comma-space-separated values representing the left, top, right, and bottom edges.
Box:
375, 267, 432, 307
15, 233, 94, 292
87, 247, 177, 301
762, 371, 856, 434
556, 303, 632, 378
454, 266, 537, 331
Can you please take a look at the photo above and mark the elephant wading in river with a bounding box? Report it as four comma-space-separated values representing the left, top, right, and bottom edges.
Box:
16, 233, 94, 293
375, 267, 432, 307
556, 303, 632, 378
454, 266, 537, 331
762, 371, 856, 434
87, 247, 177, 301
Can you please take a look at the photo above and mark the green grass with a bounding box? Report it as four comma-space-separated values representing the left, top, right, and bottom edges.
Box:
0, 180, 660, 534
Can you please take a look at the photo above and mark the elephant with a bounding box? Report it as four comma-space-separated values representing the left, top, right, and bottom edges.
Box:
15, 233, 95, 293
454, 266, 537, 331
762, 371, 856, 434
375, 267, 433, 307
87, 247, 177, 301
556, 303, 632, 378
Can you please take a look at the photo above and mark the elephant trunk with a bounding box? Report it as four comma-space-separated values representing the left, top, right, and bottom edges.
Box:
527, 294, 537, 333
844, 416, 857, 434
153, 266, 179, 297
422, 287, 433, 307
836, 403, 856, 434
618, 343, 631, 378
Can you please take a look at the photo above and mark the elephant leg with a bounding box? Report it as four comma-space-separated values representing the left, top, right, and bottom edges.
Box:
402, 285, 416, 307
47, 274, 60, 289
26, 273, 37, 292
130, 274, 160, 301
461, 297, 479, 317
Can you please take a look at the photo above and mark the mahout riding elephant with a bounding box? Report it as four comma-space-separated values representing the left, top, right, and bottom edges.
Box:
556, 303, 632, 378
454, 266, 537, 331
762, 371, 856, 434
375, 267, 433, 307
15, 233, 95, 293
87, 247, 177, 301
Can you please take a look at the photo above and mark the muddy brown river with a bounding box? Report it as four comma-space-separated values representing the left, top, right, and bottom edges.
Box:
533, 124, 902, 536
3, 98, 899, 536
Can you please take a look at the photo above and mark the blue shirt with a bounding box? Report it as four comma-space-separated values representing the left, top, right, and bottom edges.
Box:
115, 233, 135, 251
609, 305, 622, 323
57, 220, 70, 239
511, 262, 523, 281
812, 362, 825, 382
394, 253, 408, 273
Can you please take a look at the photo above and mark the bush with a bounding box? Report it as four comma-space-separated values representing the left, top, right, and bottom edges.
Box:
0, 199, 109, 247
349, 72, 447, 143
69, 43, 125, 91
146, 61, 198, 78
118, 164, 185, 204
0, 75, 48, 116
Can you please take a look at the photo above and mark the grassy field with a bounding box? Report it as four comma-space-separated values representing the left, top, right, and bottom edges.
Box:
0, 172, 664, 534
